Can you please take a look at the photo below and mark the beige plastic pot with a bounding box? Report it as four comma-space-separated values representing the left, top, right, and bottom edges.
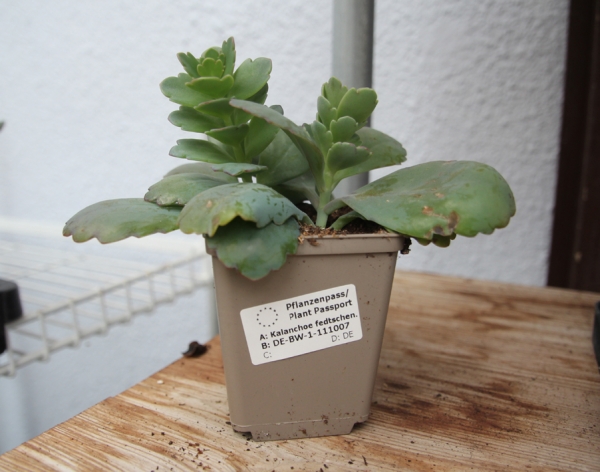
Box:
207, 233, 405, 441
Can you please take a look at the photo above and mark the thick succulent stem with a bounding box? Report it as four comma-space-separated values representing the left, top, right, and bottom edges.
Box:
232, 143, 246, 163
315, 190, 333, 228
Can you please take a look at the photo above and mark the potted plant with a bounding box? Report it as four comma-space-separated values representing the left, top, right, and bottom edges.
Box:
64, 37, 515, 440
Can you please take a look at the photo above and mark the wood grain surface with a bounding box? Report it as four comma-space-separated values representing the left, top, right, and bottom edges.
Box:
1, 271, 599, 471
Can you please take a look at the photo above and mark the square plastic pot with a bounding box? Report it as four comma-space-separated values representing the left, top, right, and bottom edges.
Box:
207, 233, 405, 441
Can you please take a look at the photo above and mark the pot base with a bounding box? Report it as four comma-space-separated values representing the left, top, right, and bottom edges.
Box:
233, 415, 368, 441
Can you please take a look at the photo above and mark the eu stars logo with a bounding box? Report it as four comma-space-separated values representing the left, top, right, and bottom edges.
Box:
256, 306, 278, 328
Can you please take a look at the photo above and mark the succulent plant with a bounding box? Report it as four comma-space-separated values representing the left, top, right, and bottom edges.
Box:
64, 37, 516, 280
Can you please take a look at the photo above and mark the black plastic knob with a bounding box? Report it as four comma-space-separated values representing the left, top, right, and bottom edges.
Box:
1, 279, 23, 354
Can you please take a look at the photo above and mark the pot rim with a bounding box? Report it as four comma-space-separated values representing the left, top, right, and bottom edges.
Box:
296, 231, 406, 256
205, 231, 407, 258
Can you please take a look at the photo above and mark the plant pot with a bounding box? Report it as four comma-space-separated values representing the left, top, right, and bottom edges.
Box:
207, 233, 405, 441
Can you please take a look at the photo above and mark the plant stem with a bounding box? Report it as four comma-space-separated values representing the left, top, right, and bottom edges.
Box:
315, 190, 333, 228
233, 144, 246, 163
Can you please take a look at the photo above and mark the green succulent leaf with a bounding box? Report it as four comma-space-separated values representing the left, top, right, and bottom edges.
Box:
177, 52, 201, 78
207, 136, 237, 160
336, 88, 378, 124
322, 77, 348, 108
229, 58, 272, 99
330, 210, 364, 230
63, 199, 180, 243
326, 142, 370, 176
233, 84, 270, 125
244, 107, 282, 158
197, 58, 225, 78
160, 73, 211, 107
317, 96, 336, 129
209, 163, 267, 177
229, 99, 307, 142
178, 183, 310, 236
206, 218, 300, 280
247, 83, 269, 104
169, 139, 233, 163
305, 121, 333, 157
432, 233, 457, 247
221, 37, 236, 76
168, 106, 224, 133
205, 123, 249, 146
186, 75, 234, 98
164, 162, 237, 182
341, 161, 516, 240
332, 127, 408, 184
201, 47, 221, 61
273, 171, 319, 208
230, 99, 325, 191
323, 197, 346, 215
145, 174, 229, 206
257, 130, 310, 187
330, 116, 358, 143
195, 98, 235, 120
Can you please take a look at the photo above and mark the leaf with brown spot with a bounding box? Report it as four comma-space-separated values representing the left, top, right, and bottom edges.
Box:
341, 161, 516, 241
63, 199, 180, 243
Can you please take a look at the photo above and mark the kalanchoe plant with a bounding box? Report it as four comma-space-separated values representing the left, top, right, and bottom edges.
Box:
64, 37, 516, 280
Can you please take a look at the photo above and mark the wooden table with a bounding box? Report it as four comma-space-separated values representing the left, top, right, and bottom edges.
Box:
1, 271, 599, 471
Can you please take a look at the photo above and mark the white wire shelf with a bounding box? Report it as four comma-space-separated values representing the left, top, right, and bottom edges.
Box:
0, 218, 213, 377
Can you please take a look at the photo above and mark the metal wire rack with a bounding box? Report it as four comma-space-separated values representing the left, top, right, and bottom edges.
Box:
0, 219, 213, 377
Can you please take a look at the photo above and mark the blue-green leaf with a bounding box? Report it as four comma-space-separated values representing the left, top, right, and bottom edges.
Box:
336, 87, 378, 124
145, 174, 229, 206
178, 183, 309, 236
206, 218, 300, 280
257, 130, 310, 187
195, 98, 234, 120
317, 95, 336, 129
177, 53, 200, 78
229, 99, 325, 191
273, 171, 319, 208
63, 199, 180, 243
231, 84, 269, 125
330, 116, 358, 143
330, 210, 364, 230
244, 108, 282, 158
169, 139, 233, 163
305, 121, 333, 157
341, 161, 516, 240
321, 77, 348, 108
164, 162, 238, 182
229, 57, 272, 99
205, 123, 249, 146
221, 37, 236, 76
168, 107, 224, 133
186, 75, 234, 98
197, 58, 224, 78
160, 73, 211, 107
333, 127, 407, 184
326, 142, 370, 176
210, 163, 267, 177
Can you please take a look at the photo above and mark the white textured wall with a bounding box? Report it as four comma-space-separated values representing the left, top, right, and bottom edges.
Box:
373, 0, 568, 285
0, 0, 568, 454
0, 0, 332, 223
0, 1, 567, 287
0, 0, 332, 454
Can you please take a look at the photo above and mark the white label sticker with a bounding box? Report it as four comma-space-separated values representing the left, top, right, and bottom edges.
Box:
240, 284, 362, 365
